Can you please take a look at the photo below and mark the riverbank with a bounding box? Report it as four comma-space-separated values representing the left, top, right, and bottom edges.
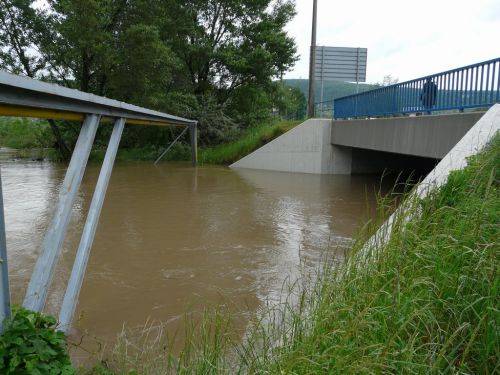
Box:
0, 118, 496, 373
84, 139, 498, 373
0, 117, 301, 165
90, 119, 302, 164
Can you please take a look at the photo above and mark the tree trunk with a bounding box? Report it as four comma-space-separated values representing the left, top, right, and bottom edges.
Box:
47, 119, 71, 159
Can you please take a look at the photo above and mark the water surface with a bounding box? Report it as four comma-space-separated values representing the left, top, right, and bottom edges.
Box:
1, 160, 387, 361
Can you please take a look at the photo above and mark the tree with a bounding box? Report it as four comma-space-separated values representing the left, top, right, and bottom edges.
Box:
165, 0, 297, 98
271, 82, 306, 118
1, 0, 299, 149
162, 0, 298, 140
39, 0, 181, 149
0, 0, 71, 158
380, 74, 399, 87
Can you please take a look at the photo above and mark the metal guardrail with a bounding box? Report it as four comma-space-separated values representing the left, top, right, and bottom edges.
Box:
334, 58, 500, 119
0, 71, 198, 334
0, 71, 196, 126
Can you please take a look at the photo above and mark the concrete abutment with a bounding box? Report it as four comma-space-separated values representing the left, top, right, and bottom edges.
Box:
230, 111, 489, 175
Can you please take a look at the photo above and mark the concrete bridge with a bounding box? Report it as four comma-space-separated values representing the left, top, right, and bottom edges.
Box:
232, 58, 500, 175
230, 110, 495, 175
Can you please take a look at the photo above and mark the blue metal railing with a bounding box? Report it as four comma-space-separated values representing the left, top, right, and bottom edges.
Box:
334, 58, 500, 119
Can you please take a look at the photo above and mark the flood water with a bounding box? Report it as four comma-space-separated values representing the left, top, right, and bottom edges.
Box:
1, 159, 390, 363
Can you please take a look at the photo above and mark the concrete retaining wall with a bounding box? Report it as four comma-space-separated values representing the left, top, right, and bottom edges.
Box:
230, 119, 350, 174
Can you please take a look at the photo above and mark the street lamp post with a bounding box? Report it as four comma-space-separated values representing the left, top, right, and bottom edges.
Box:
308, 0, 318, 118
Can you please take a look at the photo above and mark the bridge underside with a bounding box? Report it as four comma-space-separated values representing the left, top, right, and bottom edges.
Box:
331, 111, 485, 175
332, 112, 485, 159
343, 147, 438, 175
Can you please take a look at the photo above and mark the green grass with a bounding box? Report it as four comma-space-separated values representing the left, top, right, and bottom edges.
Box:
247, 137, 500, 374
86, 137, 499, 374
199, 120, 302, 165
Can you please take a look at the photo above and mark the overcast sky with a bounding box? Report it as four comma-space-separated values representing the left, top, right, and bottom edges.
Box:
284, 0, 500, 83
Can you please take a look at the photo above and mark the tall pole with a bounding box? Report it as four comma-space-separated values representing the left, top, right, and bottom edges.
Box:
308, 0, 318, 118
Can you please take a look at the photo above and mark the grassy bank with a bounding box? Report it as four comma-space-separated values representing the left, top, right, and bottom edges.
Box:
84, 139, 498, 374
253, 137, 499, 373
198, 120, 301, 165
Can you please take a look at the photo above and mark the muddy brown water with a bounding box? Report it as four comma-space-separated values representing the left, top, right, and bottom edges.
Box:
1, 159, 391, 364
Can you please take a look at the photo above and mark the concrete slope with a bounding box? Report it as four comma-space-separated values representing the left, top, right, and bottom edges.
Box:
230, 118, 350, 174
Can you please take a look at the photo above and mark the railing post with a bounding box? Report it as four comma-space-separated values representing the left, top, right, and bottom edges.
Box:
23, 114, 100, 312
58, 118, 125, 333
0, 168, 11, 331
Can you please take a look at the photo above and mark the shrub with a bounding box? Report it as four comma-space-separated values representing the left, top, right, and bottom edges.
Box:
0, 306, 75, 375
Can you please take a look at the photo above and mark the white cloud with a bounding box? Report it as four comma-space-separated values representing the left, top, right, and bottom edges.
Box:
284, 0, 500, 83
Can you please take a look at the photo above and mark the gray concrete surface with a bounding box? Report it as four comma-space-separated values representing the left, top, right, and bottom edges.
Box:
332, 112, 485, 159
230, 119, 350, 174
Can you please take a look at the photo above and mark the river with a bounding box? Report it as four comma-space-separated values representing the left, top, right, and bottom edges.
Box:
1, 159, 390, 364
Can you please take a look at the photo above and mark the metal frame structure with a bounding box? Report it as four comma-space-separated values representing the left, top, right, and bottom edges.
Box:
334, 57, 500, 119
0, 71, 197, 333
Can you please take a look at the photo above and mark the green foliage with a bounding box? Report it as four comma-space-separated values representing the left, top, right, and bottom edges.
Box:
0, 0, 299, 153
270, 81, 307, 118
0, 0, 48, 77
0, 306, 75, 375
0, 117, 53, 149
166, 0, 297, 97
169, 92, 240, 147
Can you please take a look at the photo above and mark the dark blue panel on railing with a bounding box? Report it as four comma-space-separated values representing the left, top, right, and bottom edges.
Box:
334, 58, 500, 119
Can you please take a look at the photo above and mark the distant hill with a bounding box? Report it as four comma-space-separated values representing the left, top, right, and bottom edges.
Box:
284, 79, 378, 103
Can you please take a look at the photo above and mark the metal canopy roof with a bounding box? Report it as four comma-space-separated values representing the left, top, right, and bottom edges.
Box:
0, 70, 196, 126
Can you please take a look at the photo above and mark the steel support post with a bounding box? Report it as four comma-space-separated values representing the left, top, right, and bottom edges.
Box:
0, 168, 11, 331
23, 114, 100, 312
189, 123, 198, 167
58, 118, 125, 333
153, 126, 188, 165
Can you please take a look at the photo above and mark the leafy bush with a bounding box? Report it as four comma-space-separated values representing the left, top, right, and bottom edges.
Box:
0, 117, 53, 149
0, 307, 75, 375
